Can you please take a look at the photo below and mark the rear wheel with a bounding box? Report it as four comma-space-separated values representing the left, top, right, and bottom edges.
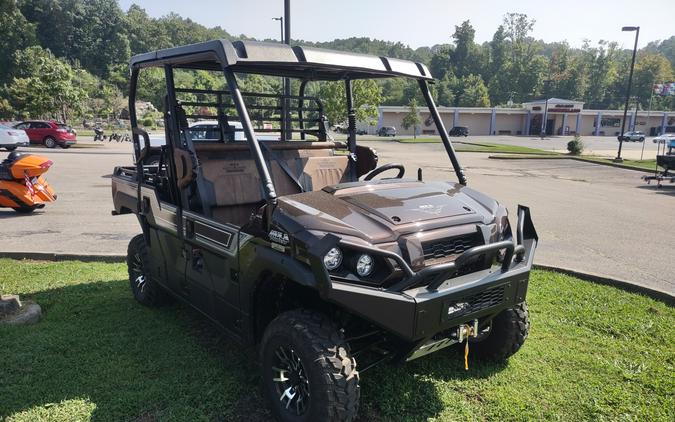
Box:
469, 302, 529, 361
4, 146, 17, 151
260, 309, 360, 422
60, 144, 71, 149
13, 205, 38, 214
127, 234, 170, 306
44, 137, 57, 148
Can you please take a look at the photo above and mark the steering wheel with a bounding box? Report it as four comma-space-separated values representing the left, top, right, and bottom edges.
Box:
364, 163, 406, 181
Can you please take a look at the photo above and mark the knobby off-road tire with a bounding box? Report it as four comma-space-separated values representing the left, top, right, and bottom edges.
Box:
127, 234, 170, 306
260, 309, 360, 422
471, 302, 529, 361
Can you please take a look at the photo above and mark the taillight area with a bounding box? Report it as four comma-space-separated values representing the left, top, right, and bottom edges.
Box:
39, 160, 54, 169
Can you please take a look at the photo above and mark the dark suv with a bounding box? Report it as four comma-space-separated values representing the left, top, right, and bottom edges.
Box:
377, 126, 397, 136
112, 40, 537, 422
13, 120, 77, 148
449, 126, 469, 137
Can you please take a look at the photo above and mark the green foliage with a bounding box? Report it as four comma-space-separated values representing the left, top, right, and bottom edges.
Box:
0, 0, 37, 84
567, 134, 584, 155
318, 79, 382, 126
8, 46, 86, 122
457, 74, 491, 107
401, 99, 422, 138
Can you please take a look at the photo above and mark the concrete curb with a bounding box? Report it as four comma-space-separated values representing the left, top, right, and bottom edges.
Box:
0, 251, 125, 263
488, 154, 655, 173
1, 252, 671, 305
533, 264, 673, 305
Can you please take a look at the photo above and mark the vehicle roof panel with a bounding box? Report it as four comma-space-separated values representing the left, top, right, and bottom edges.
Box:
130, 39, 433, 81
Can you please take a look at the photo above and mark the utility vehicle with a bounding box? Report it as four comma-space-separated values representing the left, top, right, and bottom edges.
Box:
111, 40, 537, 422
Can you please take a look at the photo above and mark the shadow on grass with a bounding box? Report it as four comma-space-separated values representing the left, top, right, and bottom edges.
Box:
0, 279, 506, 422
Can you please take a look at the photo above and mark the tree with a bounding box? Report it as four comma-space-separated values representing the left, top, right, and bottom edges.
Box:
318, 79, 382, 126
401, 99, 422, 139
457, 75, 490, 107
8, 46, 86, 122
0, 0, 36, 83
451, 21, 484, 78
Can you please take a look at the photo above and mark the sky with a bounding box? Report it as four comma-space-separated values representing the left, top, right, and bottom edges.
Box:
118, 0, 674, 50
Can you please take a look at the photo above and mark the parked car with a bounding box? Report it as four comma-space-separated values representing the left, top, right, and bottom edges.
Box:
356, 129, 367, 135
653, 133, 675, 143
13, 120, 77, 148
377, 126, 397, 136
449, 126, 469, 137
0, 124, 29, 151
617, 131, 645, 142
188, 120, 278, 141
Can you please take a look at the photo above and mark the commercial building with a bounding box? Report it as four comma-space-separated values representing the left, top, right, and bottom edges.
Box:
369, 98, 675, 137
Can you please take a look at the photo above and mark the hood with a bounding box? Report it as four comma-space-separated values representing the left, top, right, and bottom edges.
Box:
276, 180, 498, 244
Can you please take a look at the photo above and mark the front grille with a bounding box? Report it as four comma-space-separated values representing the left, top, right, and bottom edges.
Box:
466, 284, 505, 313
445, 285, 506, 320
422, 232, 483, 265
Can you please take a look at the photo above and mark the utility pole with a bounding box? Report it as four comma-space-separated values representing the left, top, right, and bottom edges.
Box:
283, 0, 292, 140
640, 83, 656, 160
540, 79, 552, 140
615, 25, 640, 162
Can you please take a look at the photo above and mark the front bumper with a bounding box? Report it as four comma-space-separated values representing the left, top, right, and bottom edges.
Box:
324, 205, 538, 343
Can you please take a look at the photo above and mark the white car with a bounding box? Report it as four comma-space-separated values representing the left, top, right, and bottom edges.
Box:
0, 124, 29, 151
189, 120, 279, 141
653, 133, 675, 144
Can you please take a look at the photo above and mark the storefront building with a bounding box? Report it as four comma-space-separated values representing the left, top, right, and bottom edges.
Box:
370, 98, 675, 137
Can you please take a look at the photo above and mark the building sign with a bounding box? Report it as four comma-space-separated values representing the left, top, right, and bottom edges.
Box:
548, 103, 580, 113
548, 107, 580, 113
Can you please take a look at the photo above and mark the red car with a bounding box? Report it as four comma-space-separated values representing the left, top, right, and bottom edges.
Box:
13, 120, 77, 149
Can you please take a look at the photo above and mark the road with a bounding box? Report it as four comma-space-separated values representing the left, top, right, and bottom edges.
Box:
1, 138, 673, 295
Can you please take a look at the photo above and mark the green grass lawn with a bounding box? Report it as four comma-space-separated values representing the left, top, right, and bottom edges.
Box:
0, 260, 672, 422
576, 156, 660, 171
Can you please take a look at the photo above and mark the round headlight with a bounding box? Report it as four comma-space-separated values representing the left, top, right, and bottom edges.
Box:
355, 254, 374, 277
323, 247, 343, 270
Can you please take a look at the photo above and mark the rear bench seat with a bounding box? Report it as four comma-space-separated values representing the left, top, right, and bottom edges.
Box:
195, 142, 350, 225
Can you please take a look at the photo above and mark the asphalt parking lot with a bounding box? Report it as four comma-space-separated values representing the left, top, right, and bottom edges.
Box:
1, 137, 672, 295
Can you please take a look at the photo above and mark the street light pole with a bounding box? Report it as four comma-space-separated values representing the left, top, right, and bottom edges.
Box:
283, 0, 292, 140
272, 17, 283, 43
615, 25, 640, 162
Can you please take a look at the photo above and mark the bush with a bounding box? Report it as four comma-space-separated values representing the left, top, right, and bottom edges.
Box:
567, 135, 584, 155
141, 117, 155, 129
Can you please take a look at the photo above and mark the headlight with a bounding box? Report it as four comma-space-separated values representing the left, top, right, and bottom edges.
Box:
323, 247, 343, 270
355, 254, 374, 276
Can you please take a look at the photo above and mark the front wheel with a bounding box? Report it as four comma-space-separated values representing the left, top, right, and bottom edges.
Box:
469, 302, 529, 361
260, 310, 360, 422
127, 234, 170, 306
44, 137, 57, 148
4, 146, 17, 151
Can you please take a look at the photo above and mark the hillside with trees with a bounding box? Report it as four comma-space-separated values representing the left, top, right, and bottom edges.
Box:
0, 0, 673, 124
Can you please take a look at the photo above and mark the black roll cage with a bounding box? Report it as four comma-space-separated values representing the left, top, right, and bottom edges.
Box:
128, 40, 467, 221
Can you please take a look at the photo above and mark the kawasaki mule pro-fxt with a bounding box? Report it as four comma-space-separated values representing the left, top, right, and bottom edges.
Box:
111, 40, 537, 422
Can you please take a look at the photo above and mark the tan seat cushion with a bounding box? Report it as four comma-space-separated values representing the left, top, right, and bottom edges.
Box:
197, 148, 350, 225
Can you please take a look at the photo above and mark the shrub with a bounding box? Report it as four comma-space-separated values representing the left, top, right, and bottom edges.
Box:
141, 117, 155, 129
567, 135, 584, 155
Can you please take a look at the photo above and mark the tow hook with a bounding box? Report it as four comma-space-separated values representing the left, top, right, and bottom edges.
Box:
458, 319, 479, 370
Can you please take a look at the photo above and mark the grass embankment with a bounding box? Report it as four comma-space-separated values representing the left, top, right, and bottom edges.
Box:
1, 260, 673, 421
